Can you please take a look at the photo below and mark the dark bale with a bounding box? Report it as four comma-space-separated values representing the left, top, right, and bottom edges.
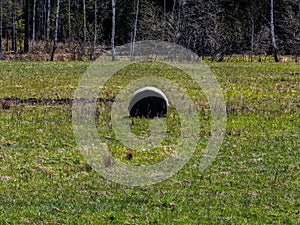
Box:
130, 96, 167, 118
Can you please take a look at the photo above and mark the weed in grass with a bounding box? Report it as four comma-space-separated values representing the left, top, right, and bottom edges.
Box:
0, 100, 11, 110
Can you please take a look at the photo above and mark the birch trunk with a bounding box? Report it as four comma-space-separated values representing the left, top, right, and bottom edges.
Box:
46, 0, 51, 51
130, 0, 139, 61
83, 0, 86, 54
93, 0, 97, 60
68, 0, 71, 40
250, 16, 254, 62
111, 0, 116, 61
163, 0, 166, 39
172, 0, 176, 16
12, 8, 16, 52
270, 0, 279, 62
32, 0, 36, 52
0, 0, 2, 57
164, 0, 166, 17
51, 0, 60, 61
24, 0, 29, 53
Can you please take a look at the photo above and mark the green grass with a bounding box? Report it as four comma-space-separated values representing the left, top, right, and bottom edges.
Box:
0, 61, 299, 224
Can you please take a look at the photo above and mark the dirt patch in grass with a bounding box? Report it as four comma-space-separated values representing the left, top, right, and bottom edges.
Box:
0, 97, 114, 106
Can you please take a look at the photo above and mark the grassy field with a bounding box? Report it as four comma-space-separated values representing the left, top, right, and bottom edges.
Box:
0, 61, 299, 224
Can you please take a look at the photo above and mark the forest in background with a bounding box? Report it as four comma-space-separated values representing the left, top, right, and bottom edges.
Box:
0, 0, 299, 61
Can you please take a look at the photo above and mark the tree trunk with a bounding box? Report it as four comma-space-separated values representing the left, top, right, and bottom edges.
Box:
68, 0, 71, 40
175, 0, 182, 43
164, 0, 166, 17
0, 0, 2, 58
32, 0, 36, 52
172, 0, 176, 16
46, 0, 51, 51
93, 0, 97, 60
43, 0, 47, 38
270, 0, 279, 62
130, 0, 139, 61
51, 0, 60, 61
111, 0, 116, 61
250, 16, 254, 62
12, 7, 17, 52
24, 0, 29, 53
83, 0, 86, 55
163, 0, 166, 40
5, 29, 8, 51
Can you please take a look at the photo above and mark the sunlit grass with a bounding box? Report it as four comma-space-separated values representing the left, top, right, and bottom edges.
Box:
0, 61, 299, 224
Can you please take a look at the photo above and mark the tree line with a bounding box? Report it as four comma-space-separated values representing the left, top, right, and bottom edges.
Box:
0, 0, 299, 61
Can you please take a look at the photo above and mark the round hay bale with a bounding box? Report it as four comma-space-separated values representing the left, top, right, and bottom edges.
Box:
128, 87, 169, 118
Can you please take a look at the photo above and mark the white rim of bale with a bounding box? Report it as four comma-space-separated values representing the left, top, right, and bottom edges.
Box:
128, 86, 169, 112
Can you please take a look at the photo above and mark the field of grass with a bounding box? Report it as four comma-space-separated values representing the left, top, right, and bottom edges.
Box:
0, 61, 299, 224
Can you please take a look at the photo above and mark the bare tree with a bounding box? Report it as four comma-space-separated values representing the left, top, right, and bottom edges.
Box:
0, 0, 2, 58
270, 0, 279, 62
93, 0, 97, 60
32, 0, 36, 52
51, 0, 60, 61
111, 0, 116, 61
83, 0, 86, 54
130, 0, 139, 60
45, 0, 51, 51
